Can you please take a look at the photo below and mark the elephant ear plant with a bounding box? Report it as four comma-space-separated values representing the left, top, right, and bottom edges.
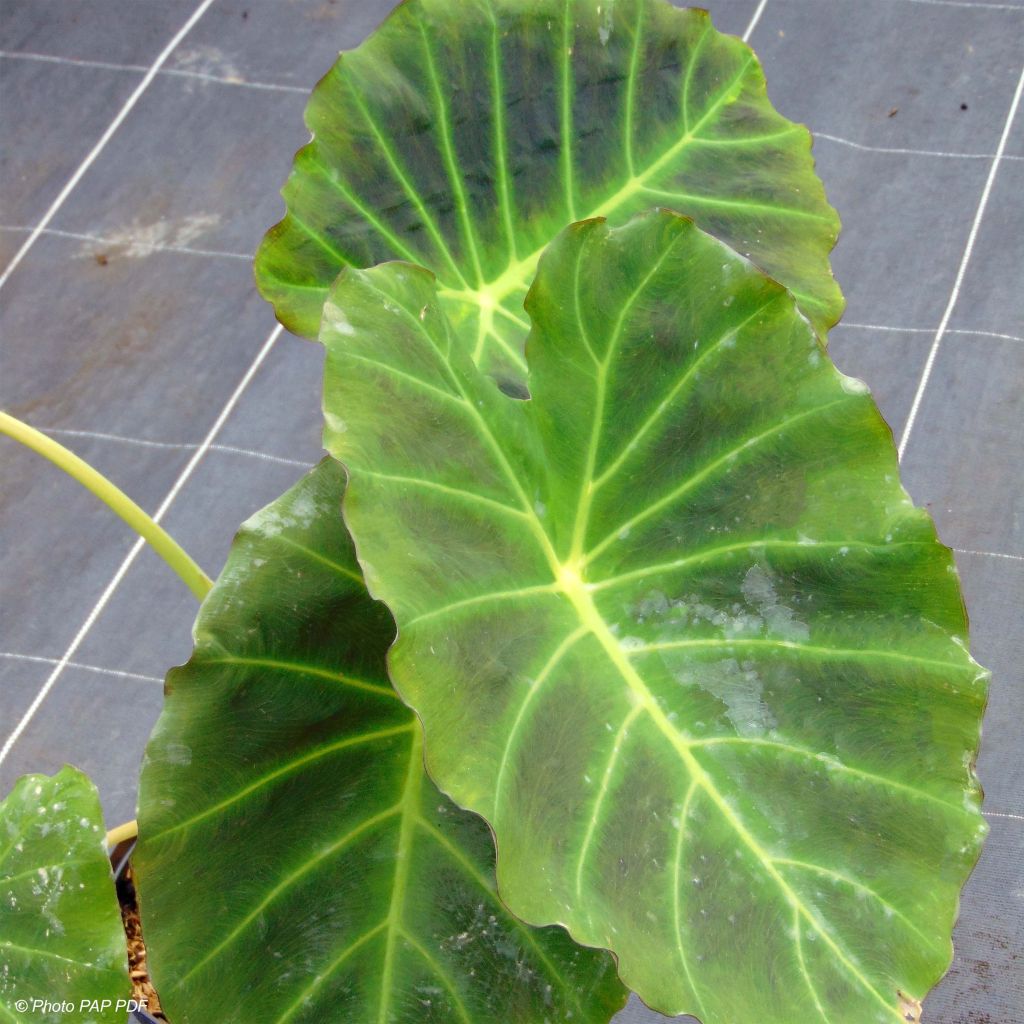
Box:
0, 1, 987, 1023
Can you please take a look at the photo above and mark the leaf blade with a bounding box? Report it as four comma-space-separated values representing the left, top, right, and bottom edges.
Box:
256, 0, 842, 387
0, 767, 128, 1024
319, 211, 987, 1022
134, 460, 627, 1024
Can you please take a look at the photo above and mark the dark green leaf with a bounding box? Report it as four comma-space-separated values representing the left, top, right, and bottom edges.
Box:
256, 0, 842, 390
134, 459, 626, 1024
1, 767, 128, 1024
318, 210, 988, 1022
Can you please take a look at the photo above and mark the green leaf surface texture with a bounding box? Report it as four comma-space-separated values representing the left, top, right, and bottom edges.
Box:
255, 0, 842, 391
0, 767, 128, 1024
134, 459, 627, 1024
318, 210, 988, 1022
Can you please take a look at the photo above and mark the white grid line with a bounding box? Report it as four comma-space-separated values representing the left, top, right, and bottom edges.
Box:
898, 66, 1024, 460
5, 48, 1024, 165
0, 323, 284, 768
3, 221, 1013, 348
838, 322, 1024, 344
0, 50, 150, 74
9, 428, 1018, 563
814, 131, 1024, 162
899, 0, 1024, 11
36, 426, 314, 470
0, 224, 250, 262
0, 49, 307, 94
2, 230, 1018, 355
0, 0, 218, 294
0, 652, 163, 685
954, 548, 1024, 563
985, 811, 1024, 822
743, 0, 770, 41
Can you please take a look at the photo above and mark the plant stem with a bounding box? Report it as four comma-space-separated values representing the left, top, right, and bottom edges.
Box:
0, 412, 212, 600
106, 819, 139, 849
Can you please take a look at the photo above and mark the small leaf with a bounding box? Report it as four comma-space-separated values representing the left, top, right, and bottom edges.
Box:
318, 210, 988, 1022
0, 767, 128, 1023
256, 0, 842, 389
134, 459, 627, 1024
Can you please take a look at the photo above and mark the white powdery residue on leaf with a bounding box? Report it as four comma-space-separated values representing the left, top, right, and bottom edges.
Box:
597, 0, 616, 45
324, 302, 356, 336
161, 742, 193, 767
838, 373, 870, 396
289, 491, 319, 529
740, 564, 809, 642
676, 658, 777, 738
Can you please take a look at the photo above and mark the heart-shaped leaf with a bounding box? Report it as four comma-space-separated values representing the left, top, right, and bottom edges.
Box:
318, 210, 988, 1022
134, 459, 627, 1024
256, 0, 842, 389
1, 767, 128, 1023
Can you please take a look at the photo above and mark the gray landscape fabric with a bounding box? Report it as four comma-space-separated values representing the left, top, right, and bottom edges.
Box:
0, 1, 1021, 1021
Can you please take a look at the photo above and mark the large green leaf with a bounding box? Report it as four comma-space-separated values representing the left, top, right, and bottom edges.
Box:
256, 0, 842, 390
134, 459, 626, 1024
318, 210, 988, 1022
1, 767, 128, 1023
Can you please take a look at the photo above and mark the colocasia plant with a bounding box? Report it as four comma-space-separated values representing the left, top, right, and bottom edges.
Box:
0, 2, 988, 1023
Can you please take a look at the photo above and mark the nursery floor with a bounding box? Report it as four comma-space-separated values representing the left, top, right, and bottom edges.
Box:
1, 1, 1022, 1021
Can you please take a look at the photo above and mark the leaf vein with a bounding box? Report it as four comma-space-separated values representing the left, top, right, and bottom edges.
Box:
631, 636, 980, 677
357, 468, 531, 523
690, 737, 972, 816
405, 583, 559, 629
272, 922, 387, 1024
271, 534, 364, 585
560, 0, 576, 220
591, 294, 781, 493
176, 804, 401, 986
342, 348, 466, 407
308, 158, 425, 267
148, 724, 414, 841
416, 816, 576, 1007
205, 656, 396, 700
416, 19, 485, 285
378, 730, 424, 1024
574, 705, 643, 898
589, 539, 934, 592
773, 858, 944, 954
337, 62, 469, 286
794, 909, 833, 1023
586, 397, 856, 563
399, 927, 473, 1024
643, 186, 834, 223
623, 1, 645, 176
494, 627, 591, 825
671, 782, 708, 1017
